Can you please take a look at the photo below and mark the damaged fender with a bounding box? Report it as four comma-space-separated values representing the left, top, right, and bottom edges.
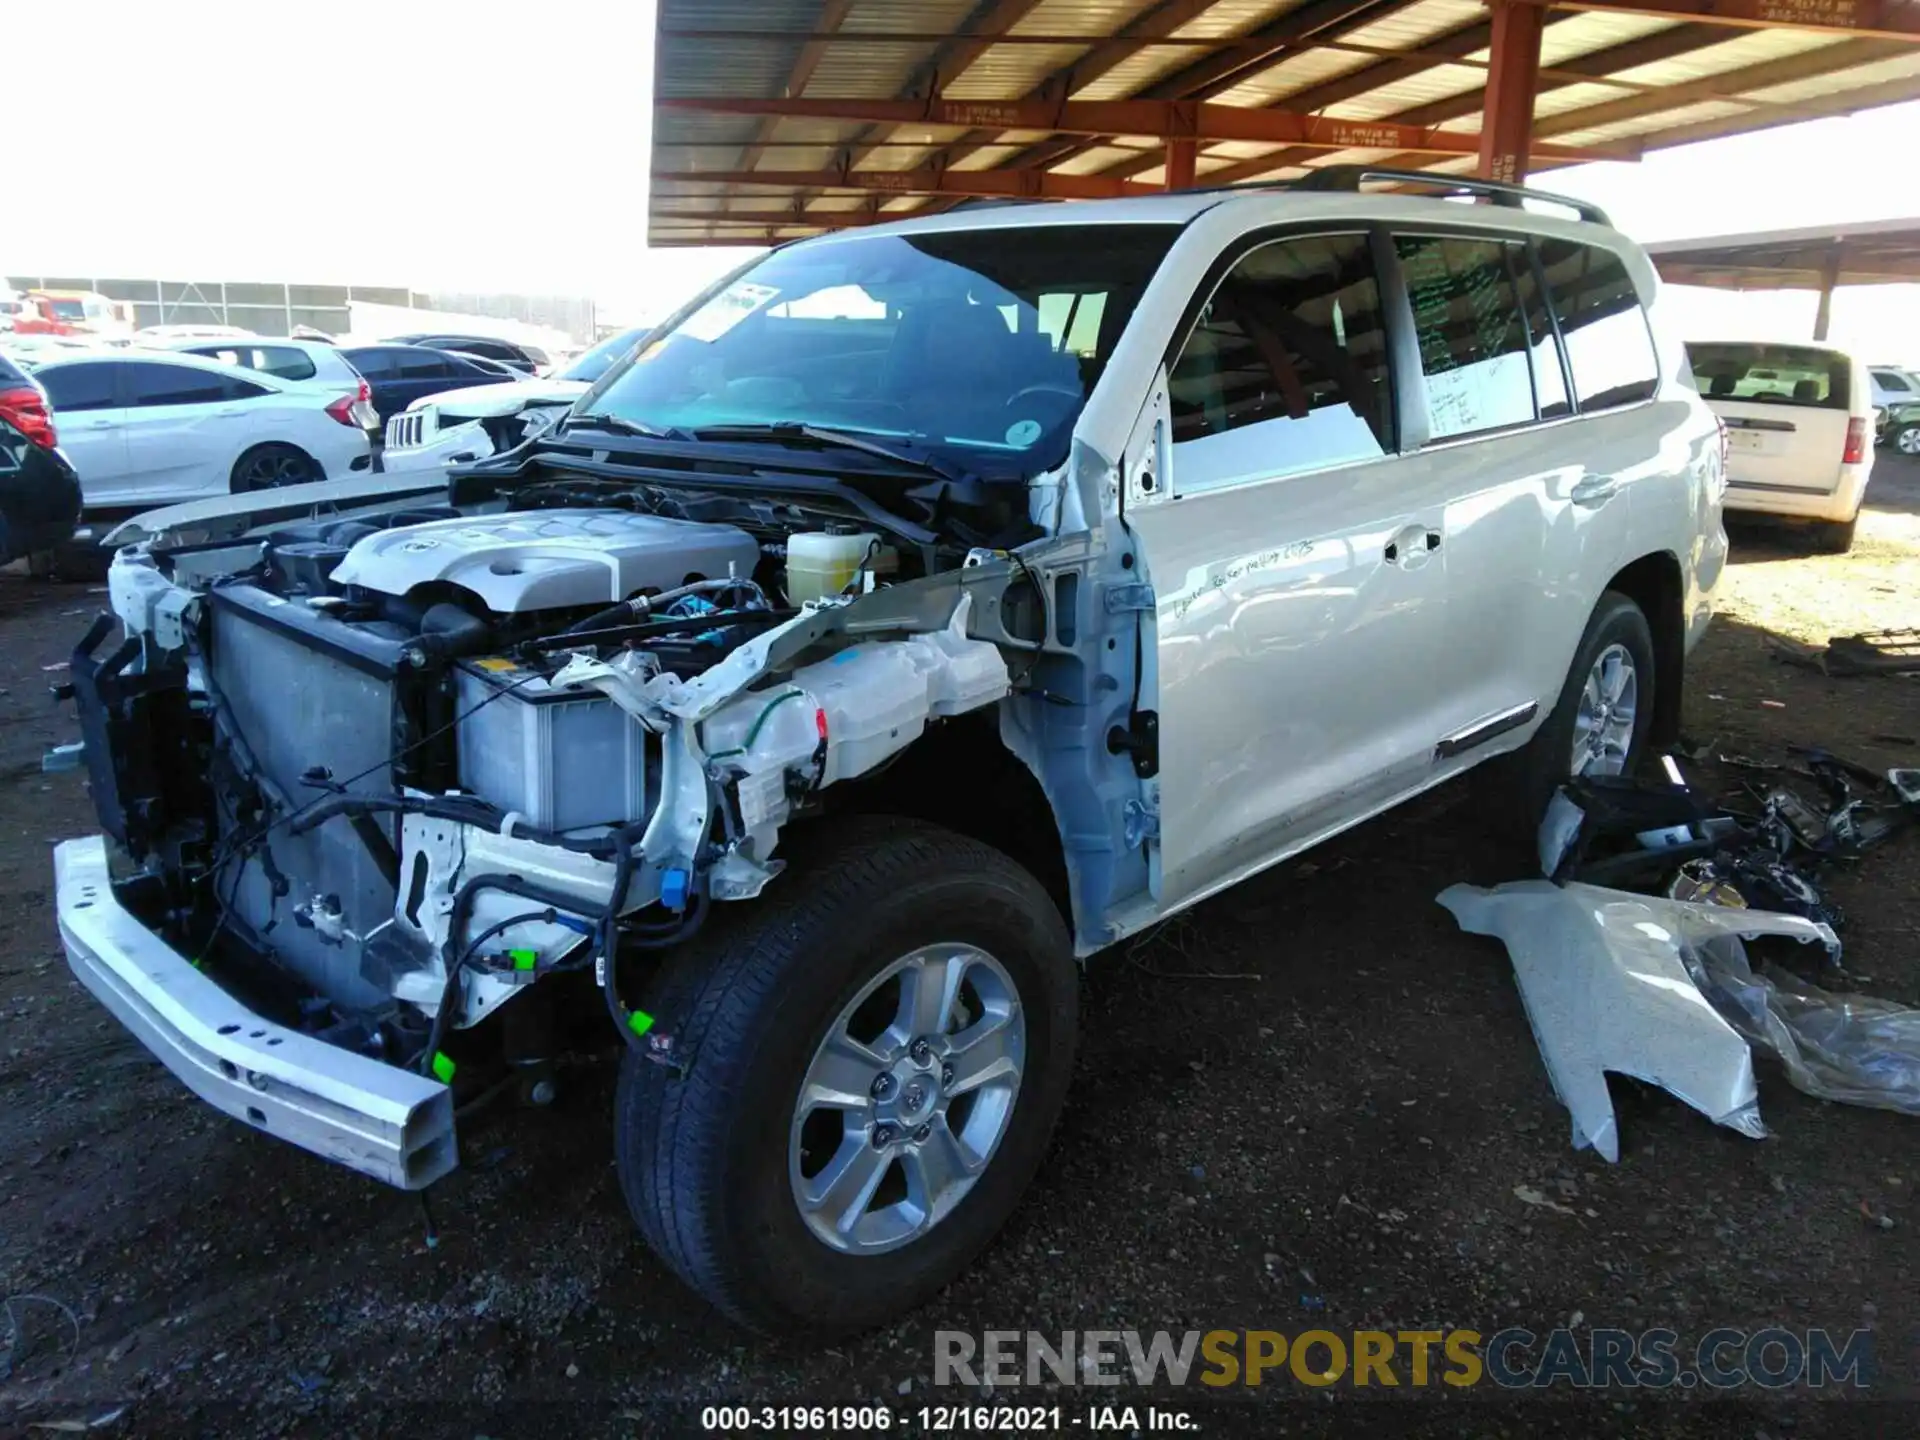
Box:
1438, 880, 1840, 1160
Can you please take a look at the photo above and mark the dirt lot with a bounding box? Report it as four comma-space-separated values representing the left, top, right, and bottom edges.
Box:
3, 463, 1919, 1438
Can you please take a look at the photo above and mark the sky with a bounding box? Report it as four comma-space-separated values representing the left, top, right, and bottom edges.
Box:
6, 0, 1918, 359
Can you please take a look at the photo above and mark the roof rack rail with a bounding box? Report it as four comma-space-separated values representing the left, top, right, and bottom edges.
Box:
1218, 165, 1612, 228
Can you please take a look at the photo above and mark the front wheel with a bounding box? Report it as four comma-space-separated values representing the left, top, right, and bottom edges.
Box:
1894, 422, 1920, 457
616, 817, 1077, 1335
230, 442, 321, 492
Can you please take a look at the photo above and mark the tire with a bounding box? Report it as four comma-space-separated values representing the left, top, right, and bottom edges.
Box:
1810, 513, 1858, 554
1895, 422, 1920, 457
229, 443, 321, 493
616, 816, 1077, 1335
1475, 590, 1657, 841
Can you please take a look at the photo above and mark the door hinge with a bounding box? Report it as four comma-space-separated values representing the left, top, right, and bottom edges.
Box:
1124, 797, 1160, 849
1104, 583, 1156, 614
1107, 709, 1159, 779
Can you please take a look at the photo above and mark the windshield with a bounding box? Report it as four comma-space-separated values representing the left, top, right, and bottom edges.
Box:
1689, 343, 1851, 410
561, 326, 649, 384
49, 299, 87, 320
579, 225, 1179, 477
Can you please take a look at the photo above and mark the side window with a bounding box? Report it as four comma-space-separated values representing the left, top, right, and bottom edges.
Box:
396, 350, 451, 379
122, 362, 233, 408
1538, 240, 1659, 411
1512, 250, 1571, 419
347, 349, 399, 379
1169, 232, 1391, 489
1394, 234, 1536, 439
225, 376, 271, 400
38, 363, 119, 413
252, 346, 318, 381
1878, 370, 1913, 394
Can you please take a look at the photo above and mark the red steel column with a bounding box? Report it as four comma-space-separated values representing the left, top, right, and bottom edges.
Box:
1479, 0, 1546, 184
1165, 138, 1197, 191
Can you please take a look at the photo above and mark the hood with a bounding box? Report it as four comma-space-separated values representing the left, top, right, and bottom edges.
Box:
103, 472, 451, 547
407, 377, 589, 418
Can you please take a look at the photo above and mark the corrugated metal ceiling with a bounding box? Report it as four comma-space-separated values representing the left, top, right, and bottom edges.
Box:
649, 0, 1920, 246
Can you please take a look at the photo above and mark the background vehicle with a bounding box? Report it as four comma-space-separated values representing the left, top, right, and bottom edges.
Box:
1689, 340, 1873, 551
338, 343, 518, 421
14, 289, 130, 340
0, 351, 82, 562
53, 171, 1721, 1338
382, 332, 548, 375
135, 324, 257, 344
34, 350, 371, 508
382, 325, 651, 468
1869, 364, 1919, 414
161, 337, 377, 433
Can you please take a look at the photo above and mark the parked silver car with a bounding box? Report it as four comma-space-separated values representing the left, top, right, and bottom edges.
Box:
54, 169, 1724, 1337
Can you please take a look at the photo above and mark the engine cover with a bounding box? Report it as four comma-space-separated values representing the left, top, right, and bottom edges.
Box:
329, 509, 760, 612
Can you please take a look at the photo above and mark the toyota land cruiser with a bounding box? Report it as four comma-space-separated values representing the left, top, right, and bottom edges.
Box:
52, 169, 1725, 1336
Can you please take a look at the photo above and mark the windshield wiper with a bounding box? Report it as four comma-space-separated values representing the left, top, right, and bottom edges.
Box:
691, 422, 973, 486
560, 412, 686, 441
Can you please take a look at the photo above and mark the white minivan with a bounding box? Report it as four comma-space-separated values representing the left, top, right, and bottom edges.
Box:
1688, 340, 1873, 551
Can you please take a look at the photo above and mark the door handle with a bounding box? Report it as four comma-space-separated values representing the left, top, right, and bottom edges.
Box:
1571, 475, 1619, 508
1383, 524, 1442, 568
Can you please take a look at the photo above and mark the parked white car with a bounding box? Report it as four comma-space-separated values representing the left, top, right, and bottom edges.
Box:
34, 350, 372, 509
1869, 363, 1920, 414
159, 336, 376, 427
56, 169, 1723, 1336
1688, 340, 1873, 551
381, 324, 652, 471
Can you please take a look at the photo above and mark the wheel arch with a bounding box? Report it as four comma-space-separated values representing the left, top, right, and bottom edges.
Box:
1604, 550, 1685, 748
824, 711, 1072, 930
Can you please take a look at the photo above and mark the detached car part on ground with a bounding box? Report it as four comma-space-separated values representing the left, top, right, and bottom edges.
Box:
51, 170, 1727, 1336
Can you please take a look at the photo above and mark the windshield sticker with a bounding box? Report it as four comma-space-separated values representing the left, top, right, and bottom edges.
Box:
1004, 418, 1043, 448
678, 282, 781, 343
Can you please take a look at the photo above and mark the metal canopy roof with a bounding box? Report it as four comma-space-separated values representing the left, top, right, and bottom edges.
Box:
1646, 216, 1920, 288
648, 0, 1920, 247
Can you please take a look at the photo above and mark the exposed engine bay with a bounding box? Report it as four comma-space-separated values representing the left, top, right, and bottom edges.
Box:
73, 452, 1044, 1086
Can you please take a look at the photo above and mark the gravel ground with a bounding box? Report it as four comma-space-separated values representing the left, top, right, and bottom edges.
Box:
3, 461, 1919, 1438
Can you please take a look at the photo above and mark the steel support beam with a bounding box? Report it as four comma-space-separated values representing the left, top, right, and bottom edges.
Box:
657, 96, 1634, 160
1165, 138, 1197, 190
1480, 0, 1546, 182
651, 166, 1165, 201
1813, 246, 1842, 340
1534, 0, 1920, 40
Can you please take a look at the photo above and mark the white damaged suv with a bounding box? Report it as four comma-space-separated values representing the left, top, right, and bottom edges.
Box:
54, 169, 1724, 1335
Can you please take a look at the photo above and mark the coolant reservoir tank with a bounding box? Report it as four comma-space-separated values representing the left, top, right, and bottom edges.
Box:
787, 531, 879, 605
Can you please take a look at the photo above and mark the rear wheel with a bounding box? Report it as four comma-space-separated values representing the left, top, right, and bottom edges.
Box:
230, 443, 321, 492
1475, 591, 1657, 840
1810, 513, 1858, 554
1894, 422, 1920, 457
615, 817, 1077, 1335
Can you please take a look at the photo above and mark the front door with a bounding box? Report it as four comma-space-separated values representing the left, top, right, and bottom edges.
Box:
1124, 230, 1457, 911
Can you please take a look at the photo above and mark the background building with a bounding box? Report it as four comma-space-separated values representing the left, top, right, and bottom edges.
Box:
3, 274, 598, 343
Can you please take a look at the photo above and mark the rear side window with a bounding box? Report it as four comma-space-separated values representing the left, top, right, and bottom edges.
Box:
1394, 234, 1537, 439
1169, 232, 1392, 489
38, 363, 119, 412
1874, 369, 1913, 394
122, 362, 240, 408
1688, 343, 1850, 409
396, 350, 452, 379
346, 348, 401, 379
1537, 240, 1659, 411
199, 345, 318, 382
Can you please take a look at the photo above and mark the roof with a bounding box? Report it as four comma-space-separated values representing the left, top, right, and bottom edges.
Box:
647, 0, 1920, 248
1647, 216, 1920, 289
